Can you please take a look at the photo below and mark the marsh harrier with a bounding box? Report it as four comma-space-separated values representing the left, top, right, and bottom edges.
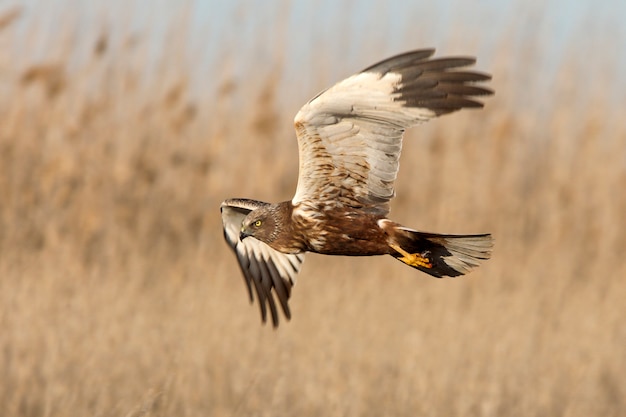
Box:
221, 49, 493, 326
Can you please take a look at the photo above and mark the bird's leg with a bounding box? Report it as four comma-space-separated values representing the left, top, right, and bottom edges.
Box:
389, 243, 432, 269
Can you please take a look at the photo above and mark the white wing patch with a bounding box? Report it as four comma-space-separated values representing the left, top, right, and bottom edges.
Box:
291, 50, 491, 215
292, 69, 436, 212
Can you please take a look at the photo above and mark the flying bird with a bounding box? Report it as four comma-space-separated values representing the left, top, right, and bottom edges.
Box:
221, 49, 493, 327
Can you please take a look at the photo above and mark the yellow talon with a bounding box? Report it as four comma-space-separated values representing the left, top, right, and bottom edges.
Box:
404, 254, 433, 268
390, 244, 432, 268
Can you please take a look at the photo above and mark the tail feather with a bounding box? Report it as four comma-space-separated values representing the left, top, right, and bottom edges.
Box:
389, 226, 493, 277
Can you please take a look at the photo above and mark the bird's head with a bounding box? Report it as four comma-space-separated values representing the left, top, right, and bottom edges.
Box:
240, 206, 279, 244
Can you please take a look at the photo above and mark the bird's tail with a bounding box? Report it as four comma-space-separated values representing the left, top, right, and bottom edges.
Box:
387, 225, 493, 277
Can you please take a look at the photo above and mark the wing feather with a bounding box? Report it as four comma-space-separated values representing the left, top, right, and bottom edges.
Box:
292, 49, 492, 214
220, 198, 305, 327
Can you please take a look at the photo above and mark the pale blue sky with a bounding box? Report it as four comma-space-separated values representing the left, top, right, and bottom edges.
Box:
6, 0, 626, 109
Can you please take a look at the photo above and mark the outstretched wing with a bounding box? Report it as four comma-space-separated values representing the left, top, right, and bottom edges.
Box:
220, 198, 305, 327
292, 49, 492, 215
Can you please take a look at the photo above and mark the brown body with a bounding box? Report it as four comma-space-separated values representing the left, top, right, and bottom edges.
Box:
241, 200, 391, 256
292, 203, 391, 256
240, 200, 492, 279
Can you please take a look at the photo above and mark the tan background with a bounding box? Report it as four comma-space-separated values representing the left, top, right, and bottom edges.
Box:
1, 1, 625, 416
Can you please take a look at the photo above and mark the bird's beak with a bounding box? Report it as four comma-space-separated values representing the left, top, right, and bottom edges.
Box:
240, 229, 250, 241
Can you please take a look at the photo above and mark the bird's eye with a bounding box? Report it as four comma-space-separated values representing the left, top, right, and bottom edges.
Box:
254, 220, 262, 227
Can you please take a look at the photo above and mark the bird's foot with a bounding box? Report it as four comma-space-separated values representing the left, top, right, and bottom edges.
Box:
390, 244, 432, 269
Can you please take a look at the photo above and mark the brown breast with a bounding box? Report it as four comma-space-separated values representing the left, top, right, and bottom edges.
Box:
292, 203, 390, 256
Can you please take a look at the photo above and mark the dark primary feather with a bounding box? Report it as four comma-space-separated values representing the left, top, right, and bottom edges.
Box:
361, 50, 493, 115
360, 49, 436, 73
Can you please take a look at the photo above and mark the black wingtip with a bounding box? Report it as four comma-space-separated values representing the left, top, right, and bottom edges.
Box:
394, 61, 493, 114
361, 48, 436, 74
358, 49, 493, 115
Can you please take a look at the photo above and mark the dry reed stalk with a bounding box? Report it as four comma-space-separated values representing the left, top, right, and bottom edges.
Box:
0, 2, 625, 416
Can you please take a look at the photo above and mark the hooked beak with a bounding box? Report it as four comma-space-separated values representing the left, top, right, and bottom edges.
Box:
240, 229, 251, 241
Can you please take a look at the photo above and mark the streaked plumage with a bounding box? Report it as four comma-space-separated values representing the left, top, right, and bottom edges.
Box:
221, 49, 494, 326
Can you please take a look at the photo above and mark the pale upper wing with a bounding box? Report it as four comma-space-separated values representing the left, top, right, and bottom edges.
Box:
220, 198, 305, 327
292, 49, 492, 214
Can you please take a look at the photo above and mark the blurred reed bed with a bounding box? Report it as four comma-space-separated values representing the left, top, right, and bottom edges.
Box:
0, 2, 625, 416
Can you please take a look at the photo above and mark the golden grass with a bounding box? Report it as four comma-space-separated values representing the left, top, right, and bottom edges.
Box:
1, 5, 625, 416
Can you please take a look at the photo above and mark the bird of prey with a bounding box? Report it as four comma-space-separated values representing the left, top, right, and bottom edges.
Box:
221, 49, 493, 327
